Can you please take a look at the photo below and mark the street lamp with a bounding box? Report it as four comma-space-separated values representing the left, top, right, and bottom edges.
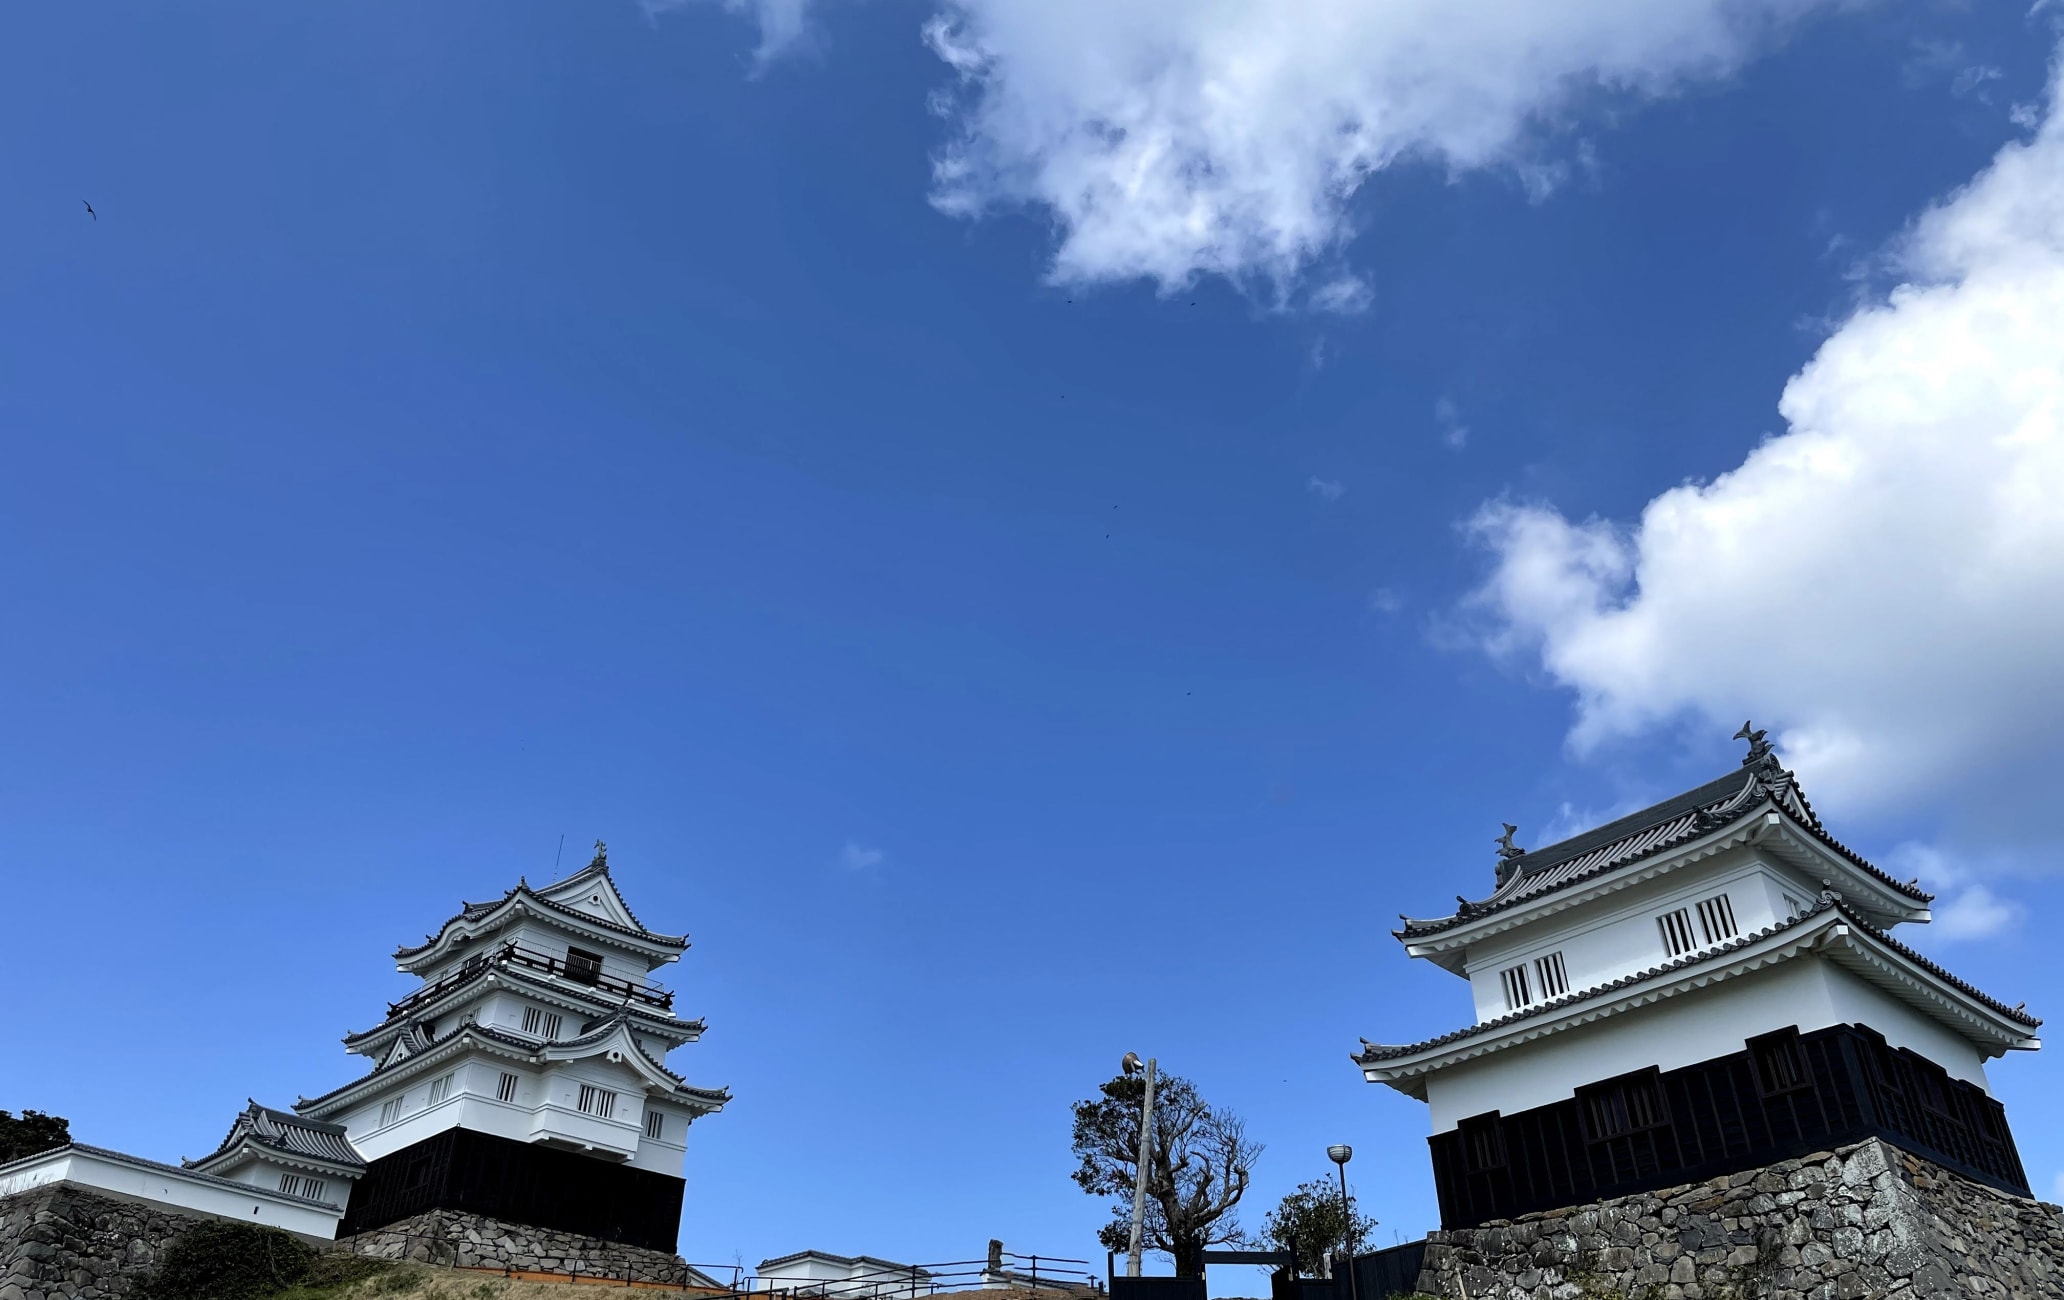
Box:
1122, 1053, 1158, 1279
1326, 1145, 1358, 1300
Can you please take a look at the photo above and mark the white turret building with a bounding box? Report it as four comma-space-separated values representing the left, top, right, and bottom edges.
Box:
293, 843, 727, 1250
1357, 728, 2040, 1228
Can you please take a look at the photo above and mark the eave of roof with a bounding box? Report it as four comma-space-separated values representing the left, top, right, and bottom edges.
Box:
343, 960, 700, 1054
298, 1016, 729, 1117
395, 885, 688, 966
187, 1102, 365, 1172
1355, 895, 2038, 1093
1395, 757, 1930, 944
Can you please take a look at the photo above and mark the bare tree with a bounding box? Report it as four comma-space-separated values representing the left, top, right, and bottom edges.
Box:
1071, 1070, 1261, 1277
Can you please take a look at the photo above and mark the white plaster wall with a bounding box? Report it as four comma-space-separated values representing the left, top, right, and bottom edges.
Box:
208, 1154, 340, 1205
628, 1104, 689, 1175
1465, 851, 1818, 1023
528, 1059, 645, 1158
1422, 954, 1994, 1131
1819, 959, 1991, 1089
0, 1149, 343, 1239
340, 1051, 660, 1163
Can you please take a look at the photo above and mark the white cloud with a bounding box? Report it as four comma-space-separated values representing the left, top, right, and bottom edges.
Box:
1933, 885, 2023, 941
1307, 475, 1345, 501
1370, 587, 1404, 615
1310, 275, 1374, 315
923, 0, 1842, 293
1436, 397, 1470, 449
840, 840, 884, 870
1465, 59, 2064, 814
646, 0, 814, 62
1885, 843, 2025, 942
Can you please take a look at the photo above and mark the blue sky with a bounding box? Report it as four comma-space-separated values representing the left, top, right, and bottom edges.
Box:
4, 0, 2063, 1287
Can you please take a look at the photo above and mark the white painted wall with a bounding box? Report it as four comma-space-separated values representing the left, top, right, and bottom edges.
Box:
1421, 953, 1992, 1132
0, 1147, 344, 1239
1463, 849, 1834, 1023
754, 1255, 930, 1297
336, 1047, 697, 1171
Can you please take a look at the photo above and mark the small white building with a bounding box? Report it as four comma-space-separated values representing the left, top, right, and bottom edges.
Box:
185, 1102, 367, 1209
754, 1251, 935, 1299
1357, 728, 2041, 1227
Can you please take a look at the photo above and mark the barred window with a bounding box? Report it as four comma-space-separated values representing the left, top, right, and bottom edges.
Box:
1750, 1029, 1808, 1096
378, 1097, 405, 1127
1533, 951, 1570, 999
645, 1109, 665, 1140
278, 1173, 325, 1200
577, 1084, 617, 1119
1581, 1071, 1669, 1140
1696, 893, 1739, 945
427, 1072, 457, 1105
521, 1006, 563, 1040
497, 1072, 520, 1103
1657, 907, 1697, 958
1497, 963, 1533, 1011
1459, 1115, 1505, 1172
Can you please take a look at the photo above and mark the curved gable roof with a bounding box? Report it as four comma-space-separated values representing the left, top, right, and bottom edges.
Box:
395, 867, 687, 967
1396, 754, 1931, 942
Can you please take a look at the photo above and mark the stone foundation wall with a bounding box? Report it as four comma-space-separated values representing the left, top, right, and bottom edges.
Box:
1409, 1138, 2064, 1299
1, 1185, 204, 1300
335, 1209, 700, 1286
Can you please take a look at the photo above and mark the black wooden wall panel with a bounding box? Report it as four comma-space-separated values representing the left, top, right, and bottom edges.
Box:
341, 1127, 686, 1252
1425, 1023, 2027, 1228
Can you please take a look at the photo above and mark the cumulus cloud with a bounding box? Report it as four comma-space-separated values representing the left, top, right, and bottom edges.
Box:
923, 0, 1841, 293
1465, 61, 2064, 815
839, 841, 885, 870
1307, 475, 1346, 501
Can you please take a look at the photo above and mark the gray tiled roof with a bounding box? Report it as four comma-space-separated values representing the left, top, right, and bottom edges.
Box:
395, 871, 687, 960
188, 1102, 364, 1171
1396, 756, 1931, 941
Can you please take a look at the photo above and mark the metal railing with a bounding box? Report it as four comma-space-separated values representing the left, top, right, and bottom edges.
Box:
386, 942, 675, 1019
714, 1253, 1100, 1300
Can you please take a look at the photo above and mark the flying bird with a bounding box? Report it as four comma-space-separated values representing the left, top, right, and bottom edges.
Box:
82, 200, 96, 220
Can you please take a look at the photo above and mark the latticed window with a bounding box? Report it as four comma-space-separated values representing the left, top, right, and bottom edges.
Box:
1750, 1029, 1808, 1096
1497, 963, 1533, 1011
1696, 893, 1739, 945
1580, 1071, 1668, 1140
378, 1097, 405, 1127
1657, 907, 1697, 957
1459, 1115, 1506, 1172
645, 1109, 665, 1140
278, 1174, 325, 1201
1533, 951, 1569, 999
497, 1072, 520, 1103
521, 1006, 563, 1039
577, 1084, 617, 1119
427, 1072, 457, 1105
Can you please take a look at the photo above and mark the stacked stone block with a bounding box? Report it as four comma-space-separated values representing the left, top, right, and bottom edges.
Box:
335, 1209, 700, 1286
1410, 1138, 2063, 1299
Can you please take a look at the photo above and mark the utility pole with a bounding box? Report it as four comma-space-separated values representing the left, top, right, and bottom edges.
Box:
1327, 1145, 1359, 1300
1122, 1053, 1158, 1278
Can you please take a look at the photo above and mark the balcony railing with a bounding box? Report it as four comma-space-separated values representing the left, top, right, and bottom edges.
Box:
387, 942, 674, 1019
